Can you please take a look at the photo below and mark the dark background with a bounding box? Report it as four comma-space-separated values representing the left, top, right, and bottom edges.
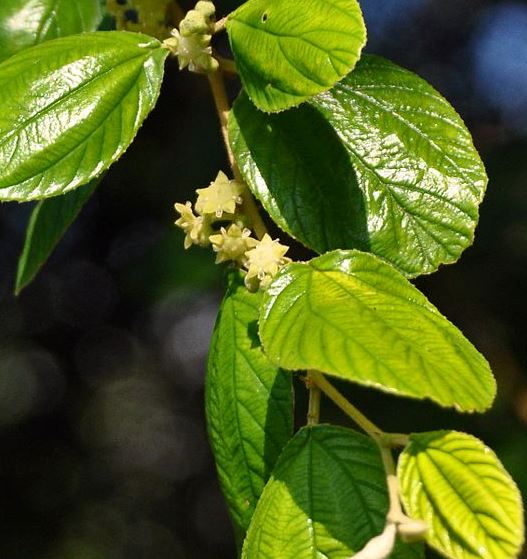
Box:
0, 0, 526, 557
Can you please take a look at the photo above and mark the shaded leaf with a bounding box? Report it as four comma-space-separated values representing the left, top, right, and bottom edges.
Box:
15, 179, 99, 294
206, 271, 293, 540
242, 425, 423, 559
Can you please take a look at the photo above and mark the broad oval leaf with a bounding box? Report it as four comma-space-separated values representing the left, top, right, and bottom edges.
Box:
398, 431, 524, 559
0, 31, 168, 201
206, 272, 293, 541
229, 55, 487, 277
15, 178, 99, 295
259, 250, 496, 412
226, 0, 366, 113
310, 55, 488, 276
0, 0, 102, 62
242, 424, 423, 559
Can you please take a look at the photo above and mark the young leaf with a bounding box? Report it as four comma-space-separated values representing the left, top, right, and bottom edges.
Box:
0, 0, 102, 62
259, 250, 496, 412
229, 55, 487, 277
398, 431, 525, 559
15, 179, 99, 295
242, 425, 423, 559
0, 31, 168, 201
226, 0, 366, 113
206, 272, 293, 541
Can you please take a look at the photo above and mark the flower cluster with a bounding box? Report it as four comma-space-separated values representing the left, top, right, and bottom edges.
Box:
175, 171, 291, 290
163, 1, 218, 73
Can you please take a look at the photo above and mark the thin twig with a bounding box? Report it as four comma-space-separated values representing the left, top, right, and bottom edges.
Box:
207, 71, 267, 239
213, 16, 227, 34
309, 371, 383, 440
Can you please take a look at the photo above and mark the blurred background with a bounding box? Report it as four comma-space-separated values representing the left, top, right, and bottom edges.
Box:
0, 0, 526, 557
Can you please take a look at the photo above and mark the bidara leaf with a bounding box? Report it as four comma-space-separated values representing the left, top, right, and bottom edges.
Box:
229, 92, 368, 254
0, 31, 168, 201
242, 424, 423, 559
0, 0, 102, 62
398, 431, 525, 559
206, 271, 293, 541
229, 55, 487, 277
310, 55, 488, 276
15, 178, 99, 295
259, 250, 496, 412
226, 0, 366, 113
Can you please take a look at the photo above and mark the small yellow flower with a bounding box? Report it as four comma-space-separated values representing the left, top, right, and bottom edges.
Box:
174, 201, 211, 248
244, 234, 291, 289
209, 224, 258, 264
195, 171, 245, 218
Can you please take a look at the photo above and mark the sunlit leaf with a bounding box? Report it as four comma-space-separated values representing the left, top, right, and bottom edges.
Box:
0, 31, 167, 201
259, 250, 495, 412
226, 0, 366, 112
398, 431, 525, 559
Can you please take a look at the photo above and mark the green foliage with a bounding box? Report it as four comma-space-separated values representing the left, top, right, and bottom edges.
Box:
0, 31, 167, 201
259, 250, 495, 412
0, 0, 102, 62
226, 0, 366, 112
0, 0, 523, 557
242, 425, 423, 558
230, 55, 487, 276
16, 180, 98, 294
398, 431, 525, 559
206, 271, 293, 539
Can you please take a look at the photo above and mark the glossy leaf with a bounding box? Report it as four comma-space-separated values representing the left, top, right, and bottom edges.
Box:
230, 55, 487, 277
206, 272, 293, 540
0, 0, 102, 62
310, 55, 487, 276
259, 250, 496, 412
15, 179, 99, 294
398, 431, 524, 559
0, 31, 168, 201
242, 425, 423, 559
226, 0, 366, 113
229, 92, 368, 253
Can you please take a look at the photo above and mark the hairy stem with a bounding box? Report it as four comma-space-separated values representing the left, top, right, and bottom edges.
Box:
207, 71, 267, 239
213, 16, 227, 33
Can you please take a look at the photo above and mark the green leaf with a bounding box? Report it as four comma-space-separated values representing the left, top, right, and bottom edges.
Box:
259, 250, 495, 412
206, 271, 293, 540
229, 92, 368, 253
0, 0, 102, 62
229, 55, 487, 277
242, 424, 423, 559
310, 55, 487, 276
226, 0, 366, 113
0, 31, 168, 201
398, 431, 525, 559
15, 179, 99, 294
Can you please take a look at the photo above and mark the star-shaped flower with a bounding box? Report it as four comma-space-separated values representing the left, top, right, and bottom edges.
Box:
195, 171, 245, 218
209, 223, 258, 264
174, 201, 211, 248
244, 234, 291, 289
